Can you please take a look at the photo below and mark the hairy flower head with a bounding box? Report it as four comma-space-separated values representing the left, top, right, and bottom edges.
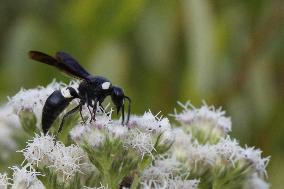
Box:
172, 101, 231, 143
129, 111, 171, 133
48, 143, 87, 182
20, 133, 55, 166
123, 129, 155, 158
10, 164, 44, 189
240, 146, 270, 177
0, 173, 10, 189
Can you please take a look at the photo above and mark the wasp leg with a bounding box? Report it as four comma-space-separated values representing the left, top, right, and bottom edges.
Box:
58, 104, 81, 133
91, 99, 98, 123
79, 105, 86, 124
84, 94, 95, 122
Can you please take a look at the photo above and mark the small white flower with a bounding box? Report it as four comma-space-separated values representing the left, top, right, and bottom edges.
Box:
93, 108, 113, 128
172, 129, 193, 160
187, 143, 217, 168
123, 129, 155, 158
85, 129, 106, 147
172, 101, 232, 134
213, 136, 242, 166
20, 133, 91, 183
48, 143, 87, 182
141, 175, 199, 189
10, 164, 45, 189
0, 106, 21, 129
71, 123, 105, 148
8, 81, 63, 128
129, 111, 171, 133
20, 133, 55, 166
0, 106, 21, 159
70, 124, 89, 143
0, 173, 10, 189
167, 177, 199, 189
172, 129, 217, 167
143, 155, 184, 179
159, 130, 175, 146
241, 146, 270, 177
244, 173, 270, 189
106, 122, 128, 138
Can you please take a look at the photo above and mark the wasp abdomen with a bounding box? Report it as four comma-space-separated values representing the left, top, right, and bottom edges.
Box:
42, 90, 72, 134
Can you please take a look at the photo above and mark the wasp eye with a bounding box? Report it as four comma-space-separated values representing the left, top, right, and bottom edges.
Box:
101, 82, 111, 90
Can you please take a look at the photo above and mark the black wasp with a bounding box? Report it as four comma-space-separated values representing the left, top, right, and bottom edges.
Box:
29, 51, 131, 134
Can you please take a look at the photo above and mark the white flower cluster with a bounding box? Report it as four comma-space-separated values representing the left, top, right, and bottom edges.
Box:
10, 164, 45, 189
172, 101, 232, 136
123, 129, 154, 158
0, 106, 21, 160
70, 109, 173, 159
141, 156, 199, 189
7, 80, 79, 129
0, 173, 10, 189
20, 133, 91, 182
172, 130, 270, 177
129, 111, 171, 133
0, 81, 272, 189
243, 173, 270, 189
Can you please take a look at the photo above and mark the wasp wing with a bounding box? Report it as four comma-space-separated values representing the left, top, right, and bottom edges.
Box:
29, 50, 91, 80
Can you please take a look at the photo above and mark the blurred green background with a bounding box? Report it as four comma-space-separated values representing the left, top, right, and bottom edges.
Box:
0, 0, 283, 188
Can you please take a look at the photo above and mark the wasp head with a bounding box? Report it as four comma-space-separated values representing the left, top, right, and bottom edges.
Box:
111, 86, 131, 124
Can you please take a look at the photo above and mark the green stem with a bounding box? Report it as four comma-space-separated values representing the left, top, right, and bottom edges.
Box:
130, 173, 140, 189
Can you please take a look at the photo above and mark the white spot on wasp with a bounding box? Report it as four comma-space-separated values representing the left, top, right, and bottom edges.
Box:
102, 82, 111, 90
74, 87, 79, 94
61, 87, 72, 98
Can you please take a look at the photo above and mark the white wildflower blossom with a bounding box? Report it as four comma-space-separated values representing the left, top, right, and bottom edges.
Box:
159, 130, 175, 146
172, 129, 217, 167
142, 155, 184, 181
129, 111, 171, 133
0, 78, 273, 188
47, 142, 87, 182
187, 143, 218, 168
0, 173, 10, 189
241, 146, 270, 177
10, 164, 45, 189
85, 129, 106, 147
71, 108, 163, 160
141, 155, 199, 189
0, 106, 20, 159
20, 133, 91, 183
7, 80, 80, 129
172, 101, 231, 134
70, 123, 89, 143
0, 106, 20, 129
213, 136, 243, 166
106, 122, 128, 138
167, 177, 199, 189
172, 128, 193, 159
93, 107, 113, 128
20, 133, 55, 166
123, 129, 155, 158
7, 81, 63, 128
244, 173, 270, 189
141, 176, 199, 189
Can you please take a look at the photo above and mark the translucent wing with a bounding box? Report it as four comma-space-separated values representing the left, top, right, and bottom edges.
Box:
29, 50, 91, 80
